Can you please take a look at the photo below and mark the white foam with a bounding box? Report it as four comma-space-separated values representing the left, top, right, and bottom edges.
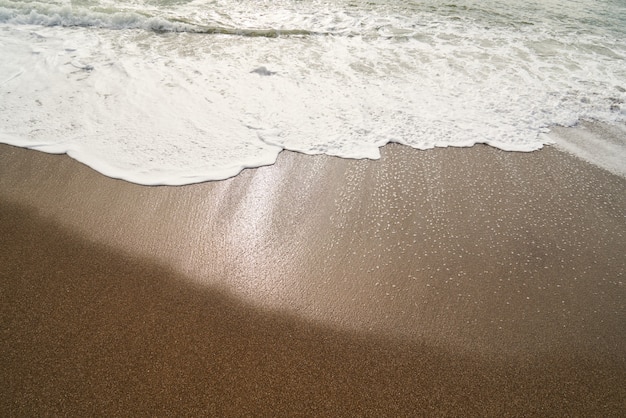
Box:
1, 0, 625, 184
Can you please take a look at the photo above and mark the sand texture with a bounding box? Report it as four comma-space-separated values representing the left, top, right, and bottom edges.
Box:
1, 133, 625, 415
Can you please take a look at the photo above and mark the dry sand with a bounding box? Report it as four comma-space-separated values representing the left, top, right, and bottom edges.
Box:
1, 126, 625, 416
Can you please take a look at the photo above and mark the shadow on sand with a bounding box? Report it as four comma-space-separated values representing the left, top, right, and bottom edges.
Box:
1, 201, 624, 416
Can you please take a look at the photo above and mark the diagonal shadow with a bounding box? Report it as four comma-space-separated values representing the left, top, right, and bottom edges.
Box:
1, 201, 624, 416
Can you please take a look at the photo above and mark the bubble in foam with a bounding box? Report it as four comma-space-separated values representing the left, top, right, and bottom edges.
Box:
0, 0, 624, 184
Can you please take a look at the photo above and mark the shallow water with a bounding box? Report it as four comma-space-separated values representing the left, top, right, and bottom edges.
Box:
1, 0, 625, 184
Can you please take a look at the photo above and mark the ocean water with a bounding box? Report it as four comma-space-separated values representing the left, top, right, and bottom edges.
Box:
1, 0, 625, 184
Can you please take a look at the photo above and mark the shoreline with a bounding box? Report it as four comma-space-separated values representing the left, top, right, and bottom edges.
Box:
1, 134, 625, 415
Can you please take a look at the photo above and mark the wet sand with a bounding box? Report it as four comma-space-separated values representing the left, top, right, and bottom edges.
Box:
1, 131, 625, 415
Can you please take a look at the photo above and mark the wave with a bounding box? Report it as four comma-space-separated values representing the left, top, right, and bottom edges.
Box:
0, 0, 485, 39
0, 1, 335, 36
3, 0, 623, 42
1, 0, 624, 185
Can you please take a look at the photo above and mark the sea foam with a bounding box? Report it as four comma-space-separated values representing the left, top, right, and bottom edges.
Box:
1, 0, 625, 184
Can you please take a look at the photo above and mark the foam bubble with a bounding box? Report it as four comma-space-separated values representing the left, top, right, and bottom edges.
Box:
1, 0, 625, 184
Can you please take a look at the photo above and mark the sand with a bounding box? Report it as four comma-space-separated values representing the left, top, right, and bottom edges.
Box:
1, 126, 625, 416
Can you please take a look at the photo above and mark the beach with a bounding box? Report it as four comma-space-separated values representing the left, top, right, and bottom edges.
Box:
1, 125, 625, 415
